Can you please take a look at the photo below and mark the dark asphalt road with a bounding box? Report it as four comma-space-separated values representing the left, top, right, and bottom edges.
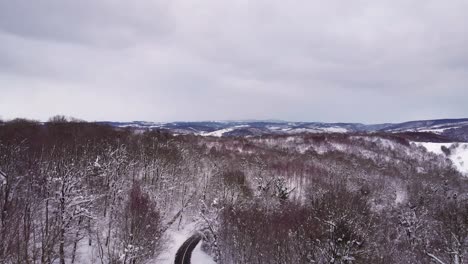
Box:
174, 233, 202, 264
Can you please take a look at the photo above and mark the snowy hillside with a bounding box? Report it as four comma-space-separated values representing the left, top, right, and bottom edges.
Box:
100, 118, 468, 141
417, 142, 468, 176
1, 120, 467, 264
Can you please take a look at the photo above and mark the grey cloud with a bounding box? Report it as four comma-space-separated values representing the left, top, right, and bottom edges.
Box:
0, 0, 467, 123
0, 0, 174, 47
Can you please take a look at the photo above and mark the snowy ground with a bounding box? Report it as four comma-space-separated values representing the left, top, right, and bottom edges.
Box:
70, 222, 215, 263
155, 223, 215, 264
72, 239, 98, 264
416, 142, 468, 176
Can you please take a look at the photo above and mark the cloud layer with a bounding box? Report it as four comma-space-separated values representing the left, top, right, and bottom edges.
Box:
1, 0, 467, 122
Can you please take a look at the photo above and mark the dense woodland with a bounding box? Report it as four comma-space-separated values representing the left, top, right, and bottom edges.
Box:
0, 118, 467, 264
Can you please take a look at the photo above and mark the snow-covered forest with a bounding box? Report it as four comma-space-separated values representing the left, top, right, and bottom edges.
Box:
0, 118, 467, 264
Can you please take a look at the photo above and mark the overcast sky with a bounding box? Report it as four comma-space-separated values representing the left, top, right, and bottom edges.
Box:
0, 0, 467, 123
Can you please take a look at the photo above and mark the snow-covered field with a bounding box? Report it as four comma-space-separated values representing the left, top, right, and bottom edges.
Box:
201, 125, 249, 137
416, 142, 468, 176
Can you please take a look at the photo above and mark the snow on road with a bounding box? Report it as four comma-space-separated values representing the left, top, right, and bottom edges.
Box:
417, 142, 468, 176
156, 223, 215, 264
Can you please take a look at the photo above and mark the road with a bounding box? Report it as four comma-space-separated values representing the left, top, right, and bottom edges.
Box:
174, 233, 202, 264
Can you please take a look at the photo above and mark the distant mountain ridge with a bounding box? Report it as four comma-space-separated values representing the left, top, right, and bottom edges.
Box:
98, 118, 468, 142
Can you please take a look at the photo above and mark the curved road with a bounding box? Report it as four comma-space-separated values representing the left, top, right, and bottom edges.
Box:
174, 233, 202, 264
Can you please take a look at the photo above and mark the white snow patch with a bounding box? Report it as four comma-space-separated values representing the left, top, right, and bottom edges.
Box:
267, 126, 283, 130
287, 128, 319, 133
395, 188, 407, 205
323, 127, 348, 133
417, 128, 451, 134
286, 127, 347, 134
201, 125, 248, 137
73, 239, 99, 263
416, 142, 468, 176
